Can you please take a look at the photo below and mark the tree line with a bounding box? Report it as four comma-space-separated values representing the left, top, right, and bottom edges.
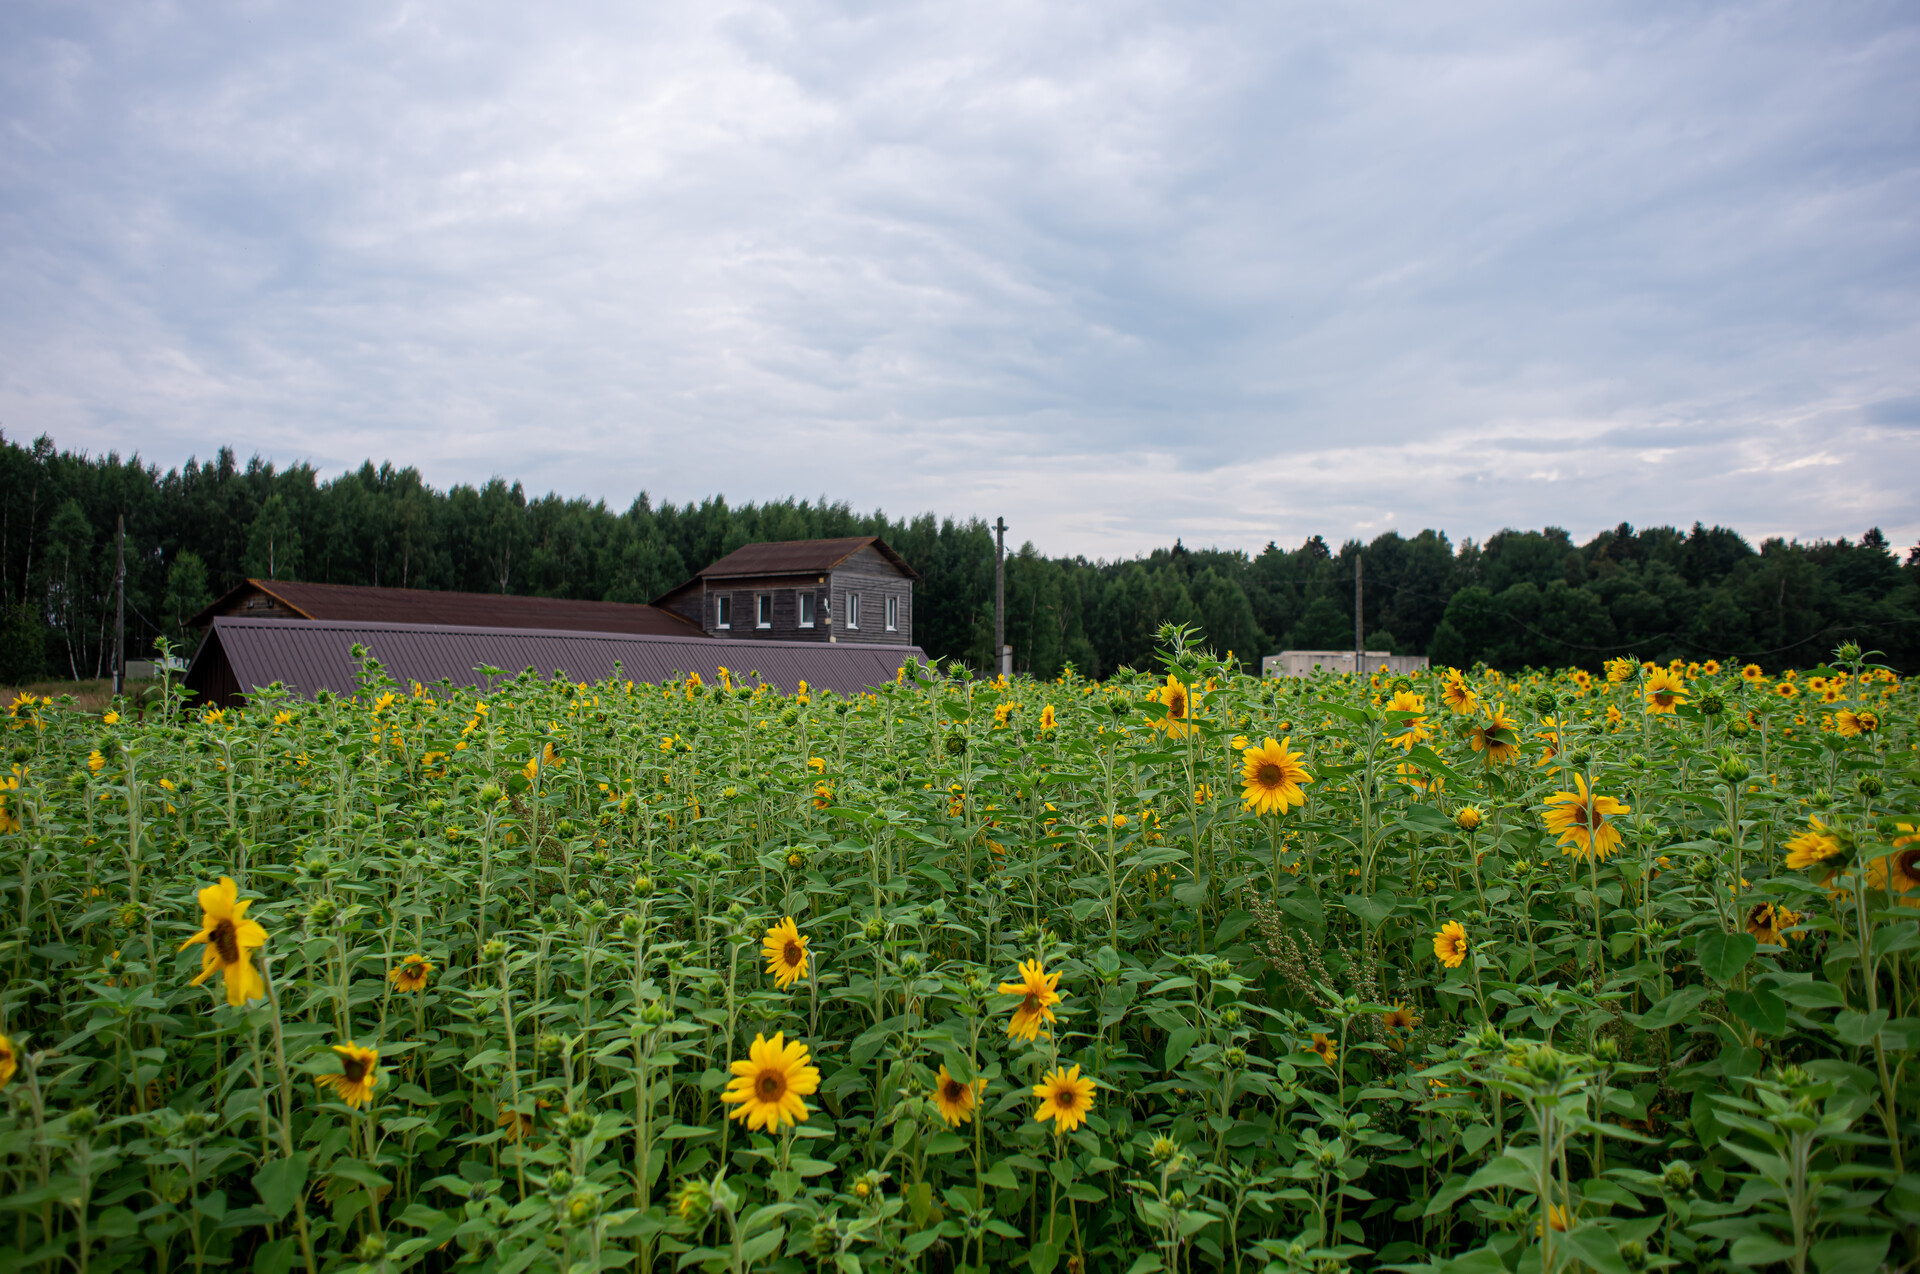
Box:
2, 431, 1915, 683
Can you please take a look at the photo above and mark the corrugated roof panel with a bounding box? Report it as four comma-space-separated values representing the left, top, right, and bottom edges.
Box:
190, 579, 703, 636
193, 617, 925, 701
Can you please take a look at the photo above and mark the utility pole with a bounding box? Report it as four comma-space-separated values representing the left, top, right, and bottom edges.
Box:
994, 517, 1010, 679
113, 514, 126, 696
1353, 548, 1363, 676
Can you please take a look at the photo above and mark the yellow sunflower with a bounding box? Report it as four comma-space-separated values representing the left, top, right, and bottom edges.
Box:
390, 953, 432, 993
1148, 675, 1194, 739
1742, 664, 1764, 683
1543, 775, 1630, 861
722, 1032, 821, 1132
179, 876, 268, 1007
0, 1030, 15, 1091
1441, 674, 1478, 716
1381, 1003, 1417, 1042
1773, 681, 1799, 700
1604, 657, 1635, 683
1866, 837, 1920, 906
1784, 818, 1843, 872
1467, 705, 1521, 764
1834, 709, 1878, 738
1702, 660, 1721, 676
1744, 902, 1805, 945
1433, 920, 1469, 969
1239, 737, 1312, 815
315, 1043, 380, 1109
1032, 1065, 1095, 1133
933, 1064, 988, 1127
1307, 1032, 1338, 1066
1039, 704, 1057, 731
1454, 805, 1484, 832
1384, 690, 1430, 750
1000, 959, 1063, 1040
761, 916, 811, 990
1643, 668, 1688, 715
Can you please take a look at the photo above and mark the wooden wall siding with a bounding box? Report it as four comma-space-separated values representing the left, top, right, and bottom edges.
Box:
216, 586, 302, 619
825, 545, 914, 645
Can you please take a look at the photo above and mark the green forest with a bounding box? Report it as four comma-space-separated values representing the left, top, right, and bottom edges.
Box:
2, 431, 1916, 682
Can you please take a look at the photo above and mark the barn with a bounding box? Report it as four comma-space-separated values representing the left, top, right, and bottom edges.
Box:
184, 616, 925, 707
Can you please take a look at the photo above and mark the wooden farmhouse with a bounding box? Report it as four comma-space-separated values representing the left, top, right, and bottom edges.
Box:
652, 536, 919, 646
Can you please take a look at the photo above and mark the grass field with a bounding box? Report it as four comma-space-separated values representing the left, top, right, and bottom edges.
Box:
0, 629, 1914, 1273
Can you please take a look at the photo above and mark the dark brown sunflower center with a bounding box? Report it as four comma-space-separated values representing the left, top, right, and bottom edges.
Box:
1168, 694, 1185, 718
1746, 903, 1773, 928
942, 1079, 966, 1102
1256, 764, 1282, 787
784, 942, 803, 966
757, 1073, 785, 1100
1894, 849, 1920, 884
210, 918, 241, 965
1022, 990, 1042, 1013
342, 1054, 370, 1083
1052, 1087, 1076, 1110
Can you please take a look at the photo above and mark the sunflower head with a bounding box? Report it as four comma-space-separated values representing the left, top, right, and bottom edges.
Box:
761, 916, 811, 990
1032, 1064, 1095, 1133
1148, 675, 1193, 737
1643, 668, 1688, 714
722, 1032, 821, 1132
1239, 737, 1312, 816
0, 1030, 15, 1091
180, 877, 269, 1007
1784, 817, 1846, 873
999, 959, 1063, 1041
1433, 920, 1470, 969
933, 1065, 987, 1127
315, 1043, 380, 1109
1543, 775, 1629, 862
391, 954, 432, 993
1307, 1033, 1338, 1066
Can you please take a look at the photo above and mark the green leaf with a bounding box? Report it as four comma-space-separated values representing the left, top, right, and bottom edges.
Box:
1774, 980, 1845, 1010
1628, 986, 1711, 1030
1725, 987, 1789, 1037
1729, 1236, 1801, 1266
1558, 1225, 1632, 1274
1342, 893, 1397, 930
1812, 1233, 1892, 1274
253, 1154, 308, 1222
1461, 1151, 1538, 1194
1163, 1027, 1201, 1072
1833, 1009, 1889, 1047
1695, 930, 1757, 985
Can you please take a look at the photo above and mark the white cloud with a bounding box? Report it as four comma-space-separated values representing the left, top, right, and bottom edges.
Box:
0, 0, 1916, 556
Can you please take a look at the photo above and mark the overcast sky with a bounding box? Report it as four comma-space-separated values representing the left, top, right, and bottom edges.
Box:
3, 0, 1917, 559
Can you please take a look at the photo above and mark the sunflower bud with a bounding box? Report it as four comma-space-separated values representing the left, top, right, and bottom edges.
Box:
1727, 718, 1751, 738
1697, 693, 1725, 717
640, 1001, 670, 1028
943, 733, 967, 756
66, 1105, 98, 1136
1619, 1238, 1649, 1271
1833, 641, 1862, 664
565, 1191, 596, 1224
863, 915, 886, 943
562, 1110, 596, 1140
1455, 806, 1483, 832
1593, 1036, 1621, 1064
1169, 1188, 1189, 1206
535, 1032, 566, 1063
899, 953, 923, 976
620, 914, 643, 940
1224, 1046, 1247, 1066
307, 898, 338, 928
1150, 1135, 1181, 1163
1219, 1006, 1242, 1028
180, 1111, 211, 1139
353, 1234, 387, 1261
478, 782, 503, 805
1716, 754, 1751, 784
1857, 773, 1885, 798
633, 875, 654, 896
482, 938, 508, 963
547, 1168, 573, 1194
1661, 1161, 1694, 1195
1532, 691, 1558, 714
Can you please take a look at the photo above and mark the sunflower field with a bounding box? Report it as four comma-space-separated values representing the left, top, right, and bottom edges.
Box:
1, 628, 1916, 1274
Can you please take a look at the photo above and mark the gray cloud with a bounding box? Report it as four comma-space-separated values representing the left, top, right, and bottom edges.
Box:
2, 0, 1916, 556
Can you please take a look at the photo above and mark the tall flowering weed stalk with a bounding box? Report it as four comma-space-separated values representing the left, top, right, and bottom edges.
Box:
0, 633, 1914, 1270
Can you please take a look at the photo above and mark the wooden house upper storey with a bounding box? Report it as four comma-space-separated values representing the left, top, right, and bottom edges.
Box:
652, 537, 919, 645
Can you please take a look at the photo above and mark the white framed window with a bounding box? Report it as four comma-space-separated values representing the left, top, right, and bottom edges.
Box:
756, 594, 772, 628
847, 593, 861, 629
885, 595, 898, 631
716, 595, 731, 629
799, 592, 816, 628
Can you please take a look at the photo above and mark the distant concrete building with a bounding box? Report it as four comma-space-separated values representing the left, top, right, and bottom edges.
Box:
1263, 650, 1431, 678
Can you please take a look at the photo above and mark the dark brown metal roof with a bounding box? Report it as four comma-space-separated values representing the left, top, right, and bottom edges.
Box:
187, 579, 703, 637
184, 616, 924, 705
